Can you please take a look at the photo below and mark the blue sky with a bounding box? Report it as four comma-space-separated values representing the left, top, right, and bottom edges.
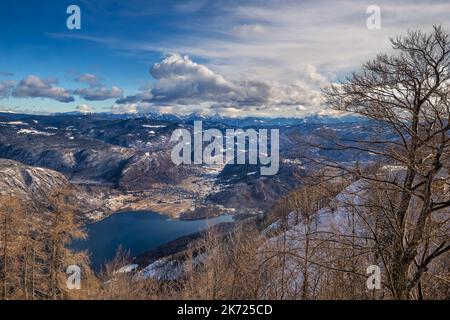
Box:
0, 0, 449, 116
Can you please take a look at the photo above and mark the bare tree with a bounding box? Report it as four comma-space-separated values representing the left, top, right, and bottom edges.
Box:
323, 25, 450, 299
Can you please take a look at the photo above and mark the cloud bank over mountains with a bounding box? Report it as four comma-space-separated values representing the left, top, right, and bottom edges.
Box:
0, 49, 330, 116
112, 53, 326, 117
76, 103, 93, 113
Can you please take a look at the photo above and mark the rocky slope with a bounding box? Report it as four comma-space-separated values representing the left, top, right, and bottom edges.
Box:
0, 158, 68, 200
0, 159, 153, 222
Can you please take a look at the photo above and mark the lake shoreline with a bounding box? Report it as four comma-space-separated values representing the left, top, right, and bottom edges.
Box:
72, 210, 234, 271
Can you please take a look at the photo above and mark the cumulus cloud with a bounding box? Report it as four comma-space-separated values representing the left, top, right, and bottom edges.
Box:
1, 73, 123, 104
114, 53, 325, 116
301, 64, 329, 86
12, 75, 74, 102
124, 0, 450, 89
76, 103, 93, 113
149, 53, 237, 104
74, 73, 103, 87
46, 0, 450, 116
116, 91, 153, 104
72, 72, 124, 101
74, 85, 123, 101
0, 80, 15, 98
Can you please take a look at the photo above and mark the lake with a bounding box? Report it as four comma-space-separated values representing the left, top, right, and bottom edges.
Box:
72, 211, 234, 271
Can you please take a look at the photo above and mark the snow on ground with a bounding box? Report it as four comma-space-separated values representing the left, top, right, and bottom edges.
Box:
17, 128, 55, 136
131, 180, 369, 284
259, 179, 370, 297
202, 163, 226, 176
115, 264, 139, 274
1, 121, 27, 125
267, 179, 369, 246
262, 211, 302, 237
282, 158, 303, 164
134, 259, 183, 281
142, 124, 166, 128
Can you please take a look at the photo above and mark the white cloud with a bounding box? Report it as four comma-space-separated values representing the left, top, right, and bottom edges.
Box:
74, 73, 103, 87
76, 103, 93, 113
74, 85, 123, 101
111, 102, 139, 114
3, 72, 124, 105
12, 75, 74, 102
49, 0, 450, 116
149, 53, 237, 104
0, 80, 15, 98
116, 91, 153, 104
134, 0, 450, 85
114, 53, 325, 116
72, 72, 124, 101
